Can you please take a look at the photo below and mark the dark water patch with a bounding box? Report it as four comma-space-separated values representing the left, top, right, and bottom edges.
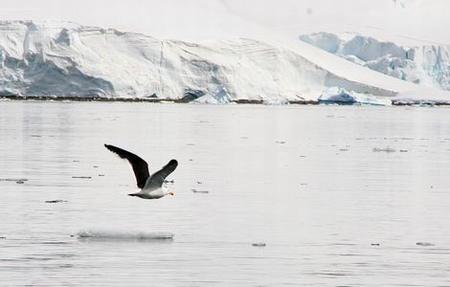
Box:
76, 230, 174, 241
416, 242, 435, 247
252, 243, 266, 247
0, 178, 29, 182
45, 200, 68, 204
373, 147, 396, 153
192, 189, 209, 194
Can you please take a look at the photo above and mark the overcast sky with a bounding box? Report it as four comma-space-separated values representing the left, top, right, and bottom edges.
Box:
0, 0, 449, 43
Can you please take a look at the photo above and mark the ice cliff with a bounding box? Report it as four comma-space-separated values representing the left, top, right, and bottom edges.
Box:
0, 21, 449, 103
300, 32, 450, 92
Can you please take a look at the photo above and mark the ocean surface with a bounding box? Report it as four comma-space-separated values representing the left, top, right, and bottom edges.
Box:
1, 101, 450, 286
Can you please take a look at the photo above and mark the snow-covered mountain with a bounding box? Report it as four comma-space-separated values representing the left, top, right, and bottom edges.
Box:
0, 21, 449, 104
300, 32, 450, 92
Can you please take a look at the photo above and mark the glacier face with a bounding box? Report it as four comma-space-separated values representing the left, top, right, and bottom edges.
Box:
0, 20, 449, 103
0, 21, 330, 102
300, 32, 450, 92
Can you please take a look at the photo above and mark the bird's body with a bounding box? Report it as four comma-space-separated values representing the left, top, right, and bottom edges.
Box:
128, 182, 172, 199
104, 144, 178, 200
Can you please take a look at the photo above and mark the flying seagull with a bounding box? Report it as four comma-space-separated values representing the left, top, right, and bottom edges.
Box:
104, 144, 178, 199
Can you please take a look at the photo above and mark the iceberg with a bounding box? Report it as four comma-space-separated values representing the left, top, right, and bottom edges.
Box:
318, 87, 392, 106
319, 87, 356, 105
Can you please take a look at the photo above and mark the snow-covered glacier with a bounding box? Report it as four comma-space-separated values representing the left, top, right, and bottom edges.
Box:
300, 32, 450, 92
0, 21, 449, 104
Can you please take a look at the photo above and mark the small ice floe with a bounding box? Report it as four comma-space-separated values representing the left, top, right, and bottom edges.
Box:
399, 149, 408, 153
76, 230, 174, 241
93, 165, 99, 168
275, 140, 286, 144
98, 174, 105, 177
416, 242, 435, 247
0, 236, 6, 239
72, 176, 92, 179
371, 243, 381, 246
16, 180, 25, 184
45, 200, 68, 204
252, 242, 266, 247
196, 181, 203, 185
191, 188, 209, 194
372, 147, 396, 153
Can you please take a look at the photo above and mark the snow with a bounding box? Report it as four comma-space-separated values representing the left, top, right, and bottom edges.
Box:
1, 20, 450, 104
300, 32, 450, 92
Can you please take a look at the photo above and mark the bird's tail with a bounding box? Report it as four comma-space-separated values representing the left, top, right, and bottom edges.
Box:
128, 193, 139, 197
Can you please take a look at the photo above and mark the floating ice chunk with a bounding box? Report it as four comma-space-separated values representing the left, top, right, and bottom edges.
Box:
319, 87, 391, 106
76, 230, 174, 241
319, 87, 356, 105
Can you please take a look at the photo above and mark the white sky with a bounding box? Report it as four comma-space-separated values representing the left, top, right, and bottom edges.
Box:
0, 0, 449, 43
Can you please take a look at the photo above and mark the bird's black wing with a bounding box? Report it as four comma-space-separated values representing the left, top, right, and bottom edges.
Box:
104, 144, 150, 189
148, 159, 178, 188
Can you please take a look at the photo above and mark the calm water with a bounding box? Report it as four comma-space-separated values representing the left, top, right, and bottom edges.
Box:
1, 101, 450, 286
